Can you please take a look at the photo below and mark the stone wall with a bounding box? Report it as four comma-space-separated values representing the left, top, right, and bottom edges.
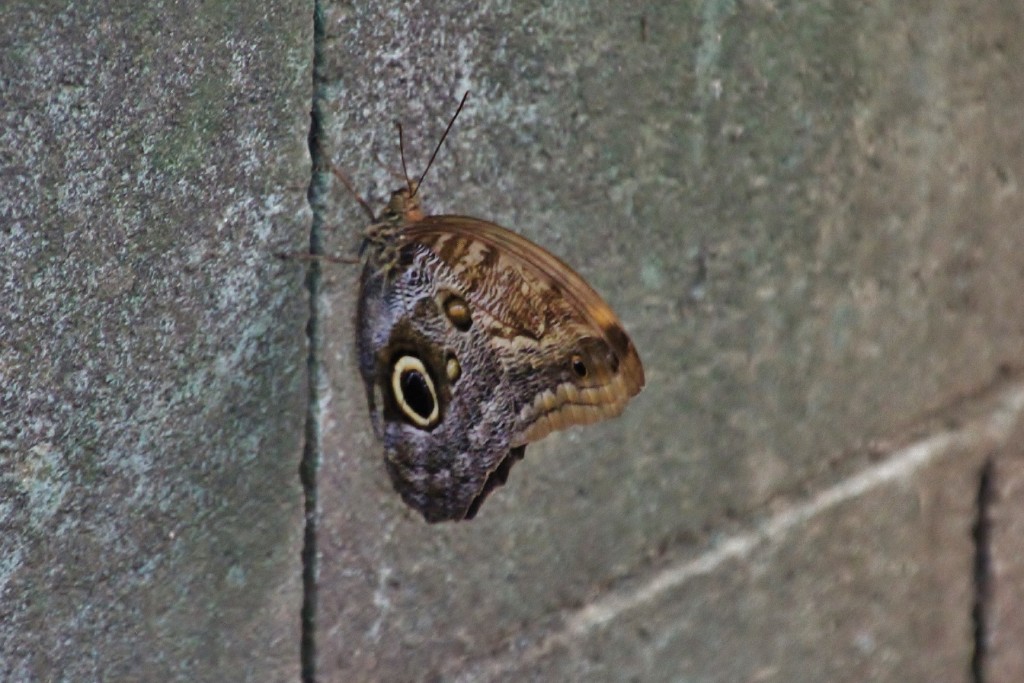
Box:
3, 1, 1022, 681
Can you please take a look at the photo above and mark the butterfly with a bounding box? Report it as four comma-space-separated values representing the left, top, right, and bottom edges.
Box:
341, 92, 644, 522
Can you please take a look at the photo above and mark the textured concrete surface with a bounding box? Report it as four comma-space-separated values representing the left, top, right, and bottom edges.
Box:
988, 438, 1024, 683
0, 1, 312, 681
452, 386, 1024, 682
312, 0, 1024, 681
4, 0, 1024, 681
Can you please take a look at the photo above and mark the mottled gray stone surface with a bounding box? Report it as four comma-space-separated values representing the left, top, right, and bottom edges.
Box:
989, 436, 1024, 683
312, 0, 1024, 681
4, 0, 1024, 681
0, 1, 312, 680
481, 420, 994, 682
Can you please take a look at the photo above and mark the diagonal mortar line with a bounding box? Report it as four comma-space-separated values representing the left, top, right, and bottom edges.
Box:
455, 383, 1024, 681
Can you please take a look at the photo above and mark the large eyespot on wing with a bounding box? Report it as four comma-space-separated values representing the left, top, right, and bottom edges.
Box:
389, 354, 441, 429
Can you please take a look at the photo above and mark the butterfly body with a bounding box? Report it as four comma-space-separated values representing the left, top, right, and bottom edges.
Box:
356, 189, 644, 522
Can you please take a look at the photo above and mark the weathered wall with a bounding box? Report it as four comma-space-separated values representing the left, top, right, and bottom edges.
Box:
1, 1, 312, 680
3, 0, 1023, 681
313, 0, 1024, 681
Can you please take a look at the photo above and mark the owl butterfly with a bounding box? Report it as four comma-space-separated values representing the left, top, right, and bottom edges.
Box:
346, 92, 644, 523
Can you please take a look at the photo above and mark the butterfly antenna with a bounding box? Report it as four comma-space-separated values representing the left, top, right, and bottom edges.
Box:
410, 90, 470, 200
397, 121, 413, 197
329, 163, 376, 221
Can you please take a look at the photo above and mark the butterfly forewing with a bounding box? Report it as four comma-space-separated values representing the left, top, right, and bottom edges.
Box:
397, 216, 644, 445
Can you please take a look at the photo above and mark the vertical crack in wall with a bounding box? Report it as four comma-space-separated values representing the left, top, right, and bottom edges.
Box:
301, 2, 328, 682
970, 458, 995, 683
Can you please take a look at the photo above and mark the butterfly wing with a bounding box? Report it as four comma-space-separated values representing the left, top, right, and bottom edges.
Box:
399, 215, 645, 446
357, 229, 521, 522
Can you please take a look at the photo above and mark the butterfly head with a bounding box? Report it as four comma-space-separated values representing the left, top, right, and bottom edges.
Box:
382, 182, 425, 225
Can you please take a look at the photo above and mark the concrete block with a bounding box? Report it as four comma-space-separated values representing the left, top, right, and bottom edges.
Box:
0, 2, 313, 680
